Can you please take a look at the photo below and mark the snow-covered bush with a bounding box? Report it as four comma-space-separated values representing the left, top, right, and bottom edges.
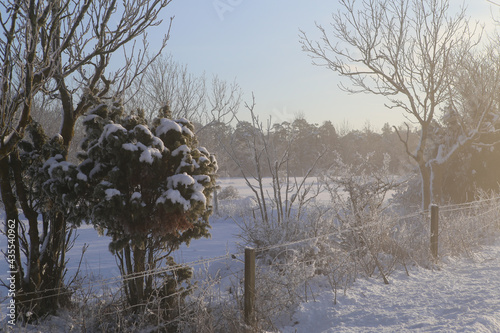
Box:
322, 152, 404, 283
218, 185, 240, 200
76, 101, 218, 318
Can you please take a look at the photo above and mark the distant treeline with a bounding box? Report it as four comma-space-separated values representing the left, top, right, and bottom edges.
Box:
196, 116, 500, 204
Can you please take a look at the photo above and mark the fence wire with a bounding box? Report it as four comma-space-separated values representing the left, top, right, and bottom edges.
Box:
2, 195, 500, 329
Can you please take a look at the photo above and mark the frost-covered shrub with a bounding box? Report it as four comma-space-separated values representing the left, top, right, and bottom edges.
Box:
226, 102, 326, 251
321, 152, 404, 283
76, 101, 218, 314
218, 185, 240, 200
438, 191, 500, 258
390, 172, 422, 214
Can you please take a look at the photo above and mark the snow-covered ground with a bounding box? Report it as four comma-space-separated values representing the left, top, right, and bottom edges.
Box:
282, 242, 500, 332
1, 178, 500, 332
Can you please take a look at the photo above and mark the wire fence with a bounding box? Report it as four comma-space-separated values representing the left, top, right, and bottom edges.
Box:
2, 195, 500, 331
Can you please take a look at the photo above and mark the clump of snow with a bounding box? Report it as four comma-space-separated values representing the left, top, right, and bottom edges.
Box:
138, 145, 162, 164
193, 175, 211, 184
134, 124, 154, 137
155, 173, 208, 210
157, 189, 192, 210
191, 191, 207, 204
98, 123, 126, 144
104, 188, 121, 200
152, 136, 165, 151
76, 172, 88, 181
121, 141, 163, 164
44, 154, 73, 177
182, 126, 194, 137
198, 147, 209, 155
172, 144, 191, 157
89, 163, 102, 179
176, 153, 199, 173
168, 173, 195, 187
199, 156, 210, 164
175, 117, 190, 124
155, 118, 182, 136
51, 133, 64, 142
88, 103, 107, 115
83, 113, 100, 123
122, 143, 139, 151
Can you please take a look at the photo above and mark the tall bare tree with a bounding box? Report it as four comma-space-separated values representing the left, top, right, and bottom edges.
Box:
0, 0, 172, 319
126, 54, 241, 132
300, 0, 499, 210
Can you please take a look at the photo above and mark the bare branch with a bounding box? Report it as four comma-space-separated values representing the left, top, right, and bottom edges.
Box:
300, 0, 488, 208
126, 54, 242, 131
0, 0, 173, 158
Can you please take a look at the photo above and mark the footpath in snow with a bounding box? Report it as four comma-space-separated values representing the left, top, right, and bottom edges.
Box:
282, 241, 500, 333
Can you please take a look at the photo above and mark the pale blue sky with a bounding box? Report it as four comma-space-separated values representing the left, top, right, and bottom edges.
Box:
150, 0, 498, 131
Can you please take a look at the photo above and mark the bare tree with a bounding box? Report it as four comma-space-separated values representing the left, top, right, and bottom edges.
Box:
225, 96, 325, 248
300, 0, 500, 210
126, 54, 205, 121
0, 0, 173, 320
126, 54, 241, 132
1, 0, 171, 156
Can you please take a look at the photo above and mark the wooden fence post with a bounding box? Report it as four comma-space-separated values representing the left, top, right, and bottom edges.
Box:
430, 204, 439, 260
244, 247, 256, 330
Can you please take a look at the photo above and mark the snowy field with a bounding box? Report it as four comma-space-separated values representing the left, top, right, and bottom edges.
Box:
1, 177, 500, 332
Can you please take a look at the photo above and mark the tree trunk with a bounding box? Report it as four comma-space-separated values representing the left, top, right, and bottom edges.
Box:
0, 152, 71, 319
418, 162, 432, 211
430, 161, 445, 205
122, 243, 148, 308
124, 245, 136, 305
0, 156, 23, 319
41, 212, 67, 313
11, 151, 41, 293
146, 242, 154, 295
415, 122, 432, 211
133, 244, 146, 306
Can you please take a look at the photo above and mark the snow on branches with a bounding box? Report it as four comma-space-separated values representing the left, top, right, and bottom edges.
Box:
75, 101, 217, 249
